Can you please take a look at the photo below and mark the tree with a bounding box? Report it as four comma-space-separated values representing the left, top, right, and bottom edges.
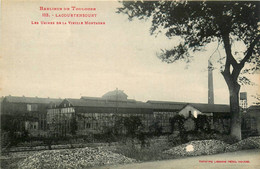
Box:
251, 93, 260, 105
118, 1, 259, 140
149, 120, 163, 136
123, 116, 143, 138
195, 115, 211, 132
70, 115, 77, 135
169, 115, 185, 133
113, 115, 125, 135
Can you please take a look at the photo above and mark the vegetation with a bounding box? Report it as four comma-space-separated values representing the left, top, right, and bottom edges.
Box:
114, 138, 171, 161
70, 116, 77, 135
1, 114, 31, 148
149, 120, 163, 136
118, 1, 260, 140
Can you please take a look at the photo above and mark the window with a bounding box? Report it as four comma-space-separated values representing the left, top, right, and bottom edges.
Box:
189, 111, 192, 117
27, 104, 32, 111
32, 104, 38, 111
86, 123, 91, 128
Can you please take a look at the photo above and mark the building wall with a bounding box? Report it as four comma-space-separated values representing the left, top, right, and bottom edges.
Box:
1, 99, 49, 135
179, 105, 203, 118
2, 96, 239, 138
47, 104, 181, 136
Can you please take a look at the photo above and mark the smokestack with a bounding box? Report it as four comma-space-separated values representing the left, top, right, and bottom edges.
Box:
208, 60, 214, 104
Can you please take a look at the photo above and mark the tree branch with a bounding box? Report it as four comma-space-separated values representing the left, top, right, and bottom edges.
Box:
231, 35, 260, 81
221, 33, 238, 68
240, 35, 260, 66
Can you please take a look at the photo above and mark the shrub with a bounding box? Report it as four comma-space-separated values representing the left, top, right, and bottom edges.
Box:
168, 133, 183, 147
114, 137, 171, 161
212, 134, 239, 144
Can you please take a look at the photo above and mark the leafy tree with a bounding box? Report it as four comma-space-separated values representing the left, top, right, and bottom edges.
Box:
70, 115, 77, 135
149, 120, 163, 136
251, 93, 260, 105
123, 116, 143, 138
110, 115, 125, 135
118, 1, 259, 140
169, 115, 185, 133
195, 115, 211, 132
102, 126, 116, 145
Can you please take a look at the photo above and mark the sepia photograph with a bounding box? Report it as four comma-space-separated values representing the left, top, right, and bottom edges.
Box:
0, 0, 259, 168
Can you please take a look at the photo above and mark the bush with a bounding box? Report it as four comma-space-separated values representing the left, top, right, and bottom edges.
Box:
168, 132, 185, 147
114, 137, 171, 161
211, 134, 239, 145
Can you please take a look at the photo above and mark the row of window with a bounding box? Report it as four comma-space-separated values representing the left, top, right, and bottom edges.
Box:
27, 104, 38, 111
47, 107, 75, 114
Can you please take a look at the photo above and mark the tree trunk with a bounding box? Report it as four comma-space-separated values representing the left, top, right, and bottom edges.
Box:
221, 32, 243, 141
222, 69, 242, 140
229, 84, 241, 140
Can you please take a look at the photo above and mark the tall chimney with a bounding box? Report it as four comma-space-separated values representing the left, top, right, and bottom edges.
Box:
208, 60, 214, 104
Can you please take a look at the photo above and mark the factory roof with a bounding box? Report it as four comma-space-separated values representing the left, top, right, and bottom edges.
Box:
3, 96, 62, 104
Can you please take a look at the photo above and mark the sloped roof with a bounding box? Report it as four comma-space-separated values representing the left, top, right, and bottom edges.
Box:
147, 100, 230, 113
248, 105, 260, 110
4, 96, 62, 104
65, 98, 92, 107
189, 103, 230, 113
147, 100, 188, 110
81, 96, 105, 101
64, 98, 151, 109
247, 105, 260, 114
64, 98, 229, 113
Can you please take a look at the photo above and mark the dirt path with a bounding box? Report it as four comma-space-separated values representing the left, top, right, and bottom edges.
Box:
91, 149, 260, 169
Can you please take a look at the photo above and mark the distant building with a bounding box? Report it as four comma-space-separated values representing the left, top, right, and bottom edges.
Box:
47, 90, 153, 136
2, 89, 242, 138
1, 96, 62, 136
46, 89, 231, 137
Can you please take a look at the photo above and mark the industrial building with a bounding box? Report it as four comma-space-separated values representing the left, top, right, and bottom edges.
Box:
45, 89, 231, 137
1, 65, 258, 137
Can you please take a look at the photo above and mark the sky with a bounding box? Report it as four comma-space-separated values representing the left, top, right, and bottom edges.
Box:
1, 0, 259, 105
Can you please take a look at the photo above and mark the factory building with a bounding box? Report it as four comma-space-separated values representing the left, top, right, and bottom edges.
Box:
1, 96, 62, 136
46, 89, 231, 137
1, 62, 258, 137
1, 90, 259, 137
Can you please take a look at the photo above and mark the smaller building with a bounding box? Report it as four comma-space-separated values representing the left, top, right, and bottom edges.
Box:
1, 96, 62, 136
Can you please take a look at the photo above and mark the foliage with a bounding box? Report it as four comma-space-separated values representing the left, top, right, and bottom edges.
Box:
1, 114, 31, 147
114, 138, 171, 161
148, 120, 163, 136
70, 116, 77, 135
169, 115, 185, 133
195, 115, 211, 132
118, 1, 260, 140
113, 116, 125, 135
118, 1, 259, 68
251, 93, 260, 105
213, 134, 239, 145
123, 116, 144, 138
102, 127, 117, 144
168, 133, 184, 147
